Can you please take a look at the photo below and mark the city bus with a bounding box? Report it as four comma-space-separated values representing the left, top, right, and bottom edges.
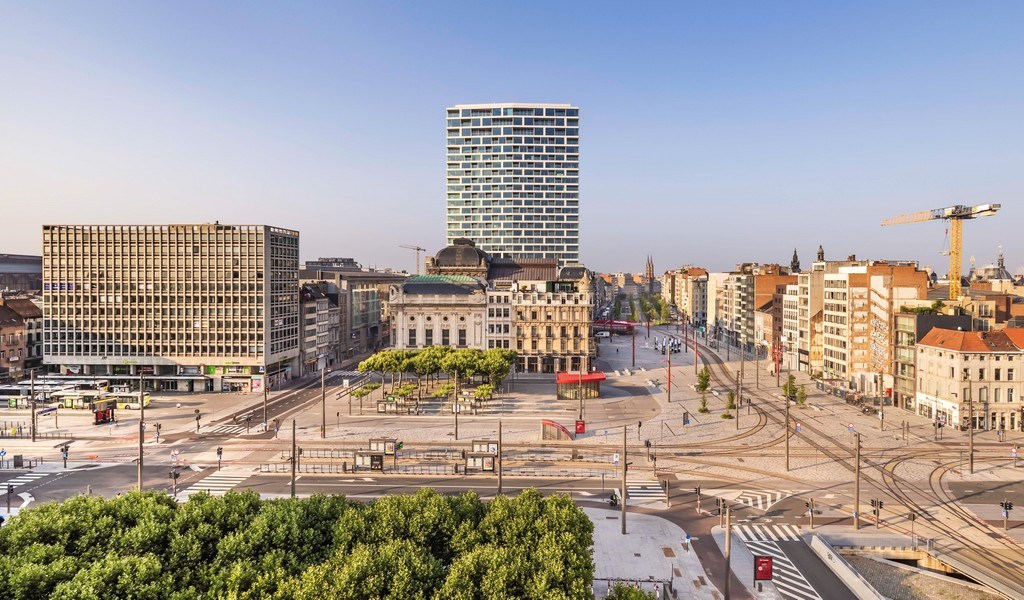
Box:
106, 391, 151, 410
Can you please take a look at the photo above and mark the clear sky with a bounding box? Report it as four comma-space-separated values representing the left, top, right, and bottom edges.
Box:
2, 2, 1021, 276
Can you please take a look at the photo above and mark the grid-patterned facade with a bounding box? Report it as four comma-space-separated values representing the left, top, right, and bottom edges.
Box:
42, 224, 299, 392
446, 103, 580, 265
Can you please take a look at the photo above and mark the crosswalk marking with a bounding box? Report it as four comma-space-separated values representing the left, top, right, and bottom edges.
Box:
706, 488, 793, 511
0, 472, 47, 488
331, 370, 362, 378
734, 490, 791, 510
626, 479, 665, 501
734, 524, 802, 542
177, 471, 251, 500
736, 528, 820, 600
204, 425, 246, 435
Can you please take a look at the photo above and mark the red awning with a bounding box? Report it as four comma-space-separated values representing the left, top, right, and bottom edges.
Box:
555, 371, 607, 385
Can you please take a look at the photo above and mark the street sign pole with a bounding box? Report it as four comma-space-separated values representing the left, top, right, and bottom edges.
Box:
724, 505, 732, 600
854, 433, 861, 530
621, 426, 627, 535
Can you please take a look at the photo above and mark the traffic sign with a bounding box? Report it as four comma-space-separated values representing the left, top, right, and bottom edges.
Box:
37, 407, 56, 415
613, 453, 620, 466
848, 423, 854, 432
754, 555, 773, 581
0, 449, 6, 458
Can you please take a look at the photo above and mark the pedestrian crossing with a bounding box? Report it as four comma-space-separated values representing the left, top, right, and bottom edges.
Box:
706, 488, 793, 511
0, 472, 47, 489
626, 479, 666, 501
331, 371, 362, 379
733, 490, 792, 511
204, 425, 246, 435
733, 523, 803, 542
176, 471, 250, 500
735, 527, 820, 600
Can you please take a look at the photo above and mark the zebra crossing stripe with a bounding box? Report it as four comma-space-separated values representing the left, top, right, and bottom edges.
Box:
1, 472, 46, 488
735, 524, 802, 542
206, 425, 245, 435
737, 533, 821, 600
179, 472, 250, 497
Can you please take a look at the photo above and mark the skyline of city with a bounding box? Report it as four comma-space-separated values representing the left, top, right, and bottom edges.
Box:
2, 3, 1021, 273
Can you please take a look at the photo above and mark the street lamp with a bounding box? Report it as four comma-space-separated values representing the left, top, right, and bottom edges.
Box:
967, 370, 974, 475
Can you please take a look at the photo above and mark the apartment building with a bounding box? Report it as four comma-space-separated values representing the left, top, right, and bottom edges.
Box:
865, 268, 931, 395
661, 266, 708, 326
915, 328, 1024, 431
300, 260, 408, 357
445, 103, 580, 265
0, 293, 43, 379
781, 284, 800, 370
892, 312, 972, 412
299, 284, 337, 374
716, 264, 795, 353
42, 224, 300, 392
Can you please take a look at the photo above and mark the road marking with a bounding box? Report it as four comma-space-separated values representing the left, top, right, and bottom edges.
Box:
177, 471, 251, 500
734, 524, 802, 542
205, 425, 246, 435
737, 531, 821, 600
0, 472, 47, 488
626, 480, 666, 501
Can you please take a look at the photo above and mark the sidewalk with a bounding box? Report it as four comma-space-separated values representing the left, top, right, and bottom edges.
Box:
586, 505, 722, 599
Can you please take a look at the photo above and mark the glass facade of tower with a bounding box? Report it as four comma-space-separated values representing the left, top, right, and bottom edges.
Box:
446, 103, 580, 265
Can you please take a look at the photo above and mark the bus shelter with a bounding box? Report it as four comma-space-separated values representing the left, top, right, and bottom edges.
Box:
555, 371, 606, 401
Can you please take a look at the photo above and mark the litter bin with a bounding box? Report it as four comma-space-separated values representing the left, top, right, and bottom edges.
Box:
12, 455, 23, 469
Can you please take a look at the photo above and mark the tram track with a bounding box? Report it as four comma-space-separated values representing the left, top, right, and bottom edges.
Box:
692, 335, 1024, 597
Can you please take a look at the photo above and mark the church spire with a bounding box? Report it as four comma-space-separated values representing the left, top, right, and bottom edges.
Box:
790, 248, 801, 273
817, 244, 825, 262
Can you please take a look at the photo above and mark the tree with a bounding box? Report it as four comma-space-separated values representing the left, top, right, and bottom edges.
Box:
726, 391, 736, 410
782, 374, 797, 400
797, 384, 808, 407
698, 391, 710, 414
606, 584, 656, 599
474, 384, 495, 403
696, 367, 711, 393
660, 304, 670, 322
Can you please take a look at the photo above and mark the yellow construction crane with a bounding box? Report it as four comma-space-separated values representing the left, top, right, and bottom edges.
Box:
881, 204, 1001, 300
399, 244, 426, 275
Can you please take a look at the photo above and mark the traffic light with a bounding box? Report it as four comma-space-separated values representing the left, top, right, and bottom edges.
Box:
1001, 501, 1014, 511
396, 441, 404, 450
6, 484, 12, 496
878, 500, 884, 510
694, 486, 700, 496
216, 447, 223, 457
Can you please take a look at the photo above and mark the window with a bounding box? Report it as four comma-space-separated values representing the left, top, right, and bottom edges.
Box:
979, 369, 985, 381
1009, 368, 1015, 381
1010, 389, 1016, 403
995, 369, 1001, 381
441, 329, 450, 346
425, 329, 433, 346
408, 328, 416, 346
458, 329, 466, 346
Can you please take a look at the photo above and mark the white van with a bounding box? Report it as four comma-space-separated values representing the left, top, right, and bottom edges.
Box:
595, 331, 611, 338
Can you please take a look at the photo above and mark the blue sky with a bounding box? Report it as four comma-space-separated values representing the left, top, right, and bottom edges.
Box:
2, 2, 1021, 275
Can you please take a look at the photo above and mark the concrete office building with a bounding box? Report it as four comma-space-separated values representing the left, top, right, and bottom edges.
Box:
42, 224, 300, 392
446, 103, 580, 265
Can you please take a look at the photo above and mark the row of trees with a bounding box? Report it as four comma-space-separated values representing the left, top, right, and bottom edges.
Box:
0, 488, 594, 599
357, 348, 517, 392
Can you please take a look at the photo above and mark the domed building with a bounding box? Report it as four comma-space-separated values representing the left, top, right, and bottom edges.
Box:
390, 238, 597, 375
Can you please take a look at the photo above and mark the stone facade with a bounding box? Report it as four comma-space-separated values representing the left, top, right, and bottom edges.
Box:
915, 328, 1024, 431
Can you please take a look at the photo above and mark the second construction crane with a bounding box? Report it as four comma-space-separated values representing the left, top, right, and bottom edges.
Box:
881, 203, 1001, 300
399, 244, 426, 275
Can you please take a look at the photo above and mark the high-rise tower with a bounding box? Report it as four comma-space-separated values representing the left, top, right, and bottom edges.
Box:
445, 103, 580, 265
